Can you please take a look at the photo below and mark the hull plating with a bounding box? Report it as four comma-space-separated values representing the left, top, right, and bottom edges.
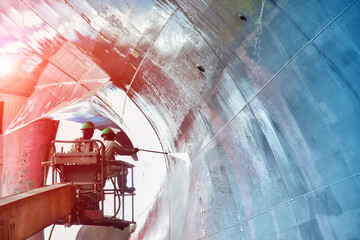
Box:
1, 0, 360, 239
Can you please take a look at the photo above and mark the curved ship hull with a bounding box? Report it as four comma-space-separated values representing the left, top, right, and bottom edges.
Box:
1, 0, 360, 239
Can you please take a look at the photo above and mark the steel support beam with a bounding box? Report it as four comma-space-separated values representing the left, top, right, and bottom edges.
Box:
0, 184, 73, 240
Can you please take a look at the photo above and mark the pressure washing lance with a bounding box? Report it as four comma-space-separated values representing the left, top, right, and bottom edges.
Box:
138, 148, 168, 155
137, 149, 190, 162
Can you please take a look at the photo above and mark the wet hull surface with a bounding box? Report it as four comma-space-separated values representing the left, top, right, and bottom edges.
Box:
1, 0, 360, 239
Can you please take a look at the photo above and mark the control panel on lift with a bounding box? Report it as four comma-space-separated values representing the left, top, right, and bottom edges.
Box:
43, 140, 136, 230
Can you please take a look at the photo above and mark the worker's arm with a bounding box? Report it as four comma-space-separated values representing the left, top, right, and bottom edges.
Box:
111, 141, 138, 156
92, 142, 100, 152
69, 138, 81, 152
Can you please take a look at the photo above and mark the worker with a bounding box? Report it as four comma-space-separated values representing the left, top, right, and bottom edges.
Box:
101, 127, 138, 194
70, 121, 99, 153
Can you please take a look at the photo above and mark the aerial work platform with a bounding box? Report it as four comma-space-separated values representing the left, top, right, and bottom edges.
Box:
0, 139, 136, 239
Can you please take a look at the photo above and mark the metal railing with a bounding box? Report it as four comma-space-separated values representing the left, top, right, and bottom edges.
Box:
42, 139, 135, 224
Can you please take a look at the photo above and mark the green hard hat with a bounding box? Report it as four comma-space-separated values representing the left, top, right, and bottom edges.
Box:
81, 121, 95, 130
101, 127, 115, 137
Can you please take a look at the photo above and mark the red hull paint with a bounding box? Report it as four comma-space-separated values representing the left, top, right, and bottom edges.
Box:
0, 95, 29, 197
2, 119, 59, 196
0, 136, 3, 197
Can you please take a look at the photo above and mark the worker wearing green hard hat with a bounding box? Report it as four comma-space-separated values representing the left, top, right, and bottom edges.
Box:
80, 121, 96, 141
100, 127, 114, 137
81, 121, 95, 130
101, 127, 138, 194
70, 121, 99, 153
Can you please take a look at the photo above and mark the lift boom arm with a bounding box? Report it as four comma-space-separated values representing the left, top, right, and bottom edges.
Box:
0, 184, 73, 240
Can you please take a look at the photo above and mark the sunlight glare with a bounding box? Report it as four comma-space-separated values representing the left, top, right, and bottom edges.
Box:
0, 57, 16, 76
